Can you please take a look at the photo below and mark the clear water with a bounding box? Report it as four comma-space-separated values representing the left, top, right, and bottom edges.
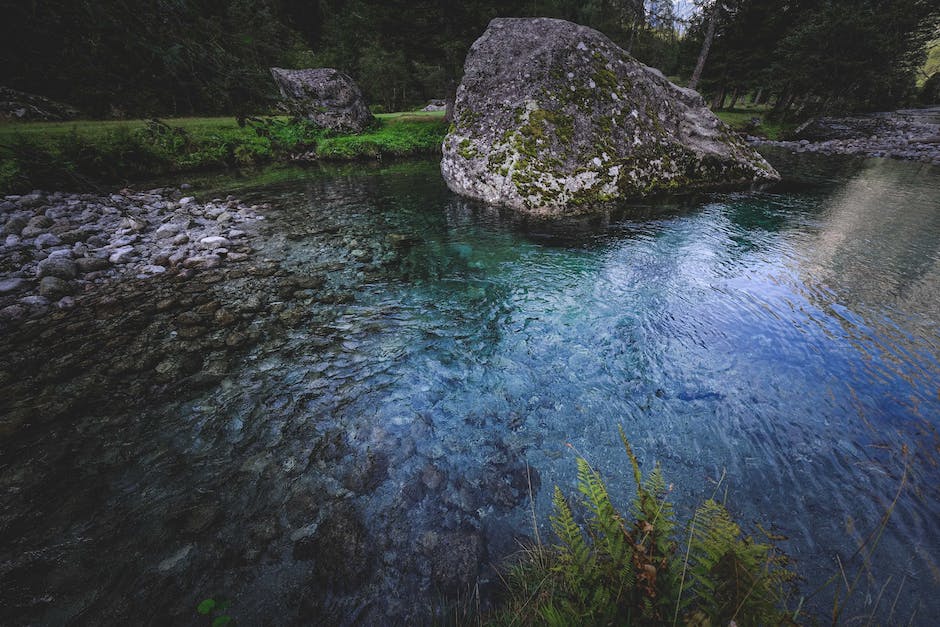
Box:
2, 152, 939, 625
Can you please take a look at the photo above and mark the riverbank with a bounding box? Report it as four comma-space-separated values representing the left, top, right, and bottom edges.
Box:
0, 112, 447, 195
0, 186, 269, 326
747, 106, 940, 165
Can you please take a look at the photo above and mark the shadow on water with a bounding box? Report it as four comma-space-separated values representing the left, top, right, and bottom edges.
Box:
1, 154, 939, 625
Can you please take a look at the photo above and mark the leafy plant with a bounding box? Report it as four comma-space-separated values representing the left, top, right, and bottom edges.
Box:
490, 427, 796, 626
196, 597, 233, 627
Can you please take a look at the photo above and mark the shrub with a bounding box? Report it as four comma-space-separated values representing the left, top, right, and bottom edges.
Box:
491, 427, 796, 626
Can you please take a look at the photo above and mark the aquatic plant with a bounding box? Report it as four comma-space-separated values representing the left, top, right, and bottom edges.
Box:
196, 597, 233, 627
490, 427, 797, 626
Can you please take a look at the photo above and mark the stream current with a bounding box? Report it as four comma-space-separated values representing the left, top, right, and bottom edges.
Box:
2, 151, 939, 624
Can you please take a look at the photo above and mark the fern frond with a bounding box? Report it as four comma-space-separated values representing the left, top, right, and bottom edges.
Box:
684, 499, 794, 625
576, 458, 631, 567
619, 424, 643, 489
550, 486, 591, 569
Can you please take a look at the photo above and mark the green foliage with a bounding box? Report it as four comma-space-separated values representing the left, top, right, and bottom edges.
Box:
0, 0, 312, 116
714, 107, 796, 140
682, 0, 940, 116
684, 500, 793, 625
315, 118, 445, 160
196, 598, 232, 626
0, 114, 447, 194
2, 0, 936, 119
490, 429, 796, 626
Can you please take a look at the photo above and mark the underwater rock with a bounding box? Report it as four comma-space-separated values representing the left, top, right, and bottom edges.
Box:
427, 531, 485, 592
441, 17, 779, 216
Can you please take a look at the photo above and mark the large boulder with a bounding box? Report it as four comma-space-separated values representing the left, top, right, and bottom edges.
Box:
441, 18, 779, 216
270, 67, 375, 132
0, 87, 78, 121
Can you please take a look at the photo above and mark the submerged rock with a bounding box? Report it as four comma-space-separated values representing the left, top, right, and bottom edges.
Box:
441, 18, 779, 216
270, 67, 375, 132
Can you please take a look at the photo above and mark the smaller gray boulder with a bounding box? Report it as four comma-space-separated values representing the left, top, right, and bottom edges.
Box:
37, 256, 77, 280
0, 87, 79, 121
270, 68, 375, 132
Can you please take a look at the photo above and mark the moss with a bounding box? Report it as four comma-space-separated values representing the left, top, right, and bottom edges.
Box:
645, 104, 665, 136
593, 67, 620, 94
456, 107, 480, 129
457, 138, 478, 160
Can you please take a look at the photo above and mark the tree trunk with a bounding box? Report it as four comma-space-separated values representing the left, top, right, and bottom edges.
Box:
711, 87, 726, 110
772, 89, 792, 115
688, 3, 718, 91
729, 88, 740, 109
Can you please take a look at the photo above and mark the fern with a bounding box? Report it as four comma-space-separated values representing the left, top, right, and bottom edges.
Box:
577, 458, 632, 568
488, 431, 795, 627
550, 486, 591, 570
685, 499, 796, 625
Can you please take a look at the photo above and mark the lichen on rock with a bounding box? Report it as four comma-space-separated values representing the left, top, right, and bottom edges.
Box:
441, 18, 780, 216
270, 67, 375, 132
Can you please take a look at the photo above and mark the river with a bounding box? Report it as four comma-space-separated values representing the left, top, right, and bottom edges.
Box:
1, 150, 938, 624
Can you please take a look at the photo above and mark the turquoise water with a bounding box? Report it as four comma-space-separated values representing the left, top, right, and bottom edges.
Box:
2, 153, 939, 624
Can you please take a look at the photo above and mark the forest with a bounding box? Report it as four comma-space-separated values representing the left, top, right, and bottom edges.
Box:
2, 0, 938, 118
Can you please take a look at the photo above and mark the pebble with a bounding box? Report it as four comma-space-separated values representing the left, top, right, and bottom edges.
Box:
0, 277, 26, 294
0, 187, 264, 325
38, 276, 71, 298
74, 257, 110, 273
154, 223, 181, 239
182, 255, 222, 270
199, 236, 231, 249
109, 246, 136, 264
37, 256, 77, 280
34, 233, 62, 249
753, 109, 940, 163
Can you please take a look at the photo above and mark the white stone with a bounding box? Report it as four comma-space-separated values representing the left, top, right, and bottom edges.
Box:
109, 246, 135, 264
199, 236, 231, 249
154, 223, 181, 239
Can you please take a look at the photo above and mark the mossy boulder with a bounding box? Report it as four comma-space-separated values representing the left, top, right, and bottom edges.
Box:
441, 18, 779, 216
270, 67, 375, 132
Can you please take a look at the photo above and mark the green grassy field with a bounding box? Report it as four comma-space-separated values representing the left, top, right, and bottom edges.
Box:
714, 105, 796, 141
0, 111, 448, 193
0, 111, 446, 147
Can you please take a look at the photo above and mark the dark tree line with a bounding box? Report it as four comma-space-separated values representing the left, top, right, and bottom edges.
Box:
1, 0, 936, 118
683, 0, 940, 116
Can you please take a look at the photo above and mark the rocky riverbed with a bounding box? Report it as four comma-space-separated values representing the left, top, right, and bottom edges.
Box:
0, 167, 491, 624
750, 106, 940, 164
0, 187, 269, 327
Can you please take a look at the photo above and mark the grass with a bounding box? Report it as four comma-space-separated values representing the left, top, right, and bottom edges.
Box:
713, 105, 797, 141
0, 100, 790, 195
0, 110, 445, 145
0, 112, 447, 194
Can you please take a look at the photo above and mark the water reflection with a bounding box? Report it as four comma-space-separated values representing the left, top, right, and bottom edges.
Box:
1, 155, 939, 625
